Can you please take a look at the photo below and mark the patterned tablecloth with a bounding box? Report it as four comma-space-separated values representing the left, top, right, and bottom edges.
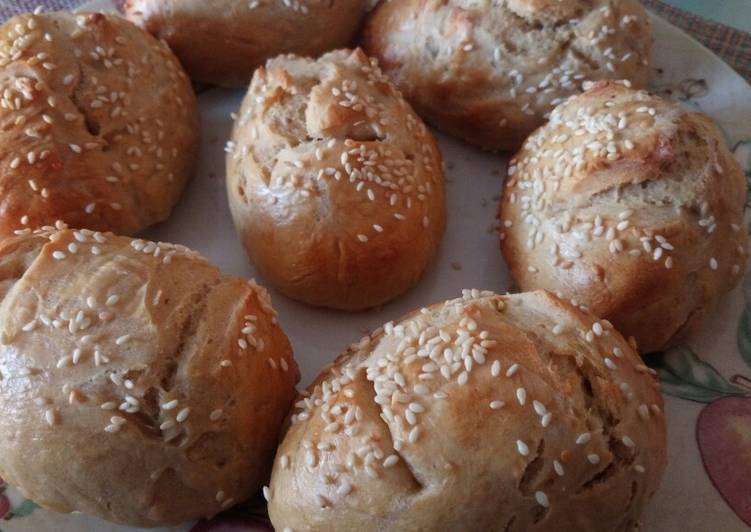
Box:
1, 2, 751, 532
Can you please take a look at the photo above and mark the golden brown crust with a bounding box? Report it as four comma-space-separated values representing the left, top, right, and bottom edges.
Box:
498, 81, 749, 353
362, 0, 652, 151
226, 49, 446, 310
268, 289, 666, 531
0, 223, 299, 527
0, 12, 198, 238
121, 0, 373, 87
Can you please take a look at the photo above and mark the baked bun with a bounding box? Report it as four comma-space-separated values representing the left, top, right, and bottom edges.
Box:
226, 48, 446, 310
498, 81, 749, 354
267, 289, 666, 531
0, 11, 198, 238
362, 0, 652, 151
120, 0, 373, 87
0, 223, 299, 527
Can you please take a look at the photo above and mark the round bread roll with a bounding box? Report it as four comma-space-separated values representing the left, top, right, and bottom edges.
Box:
0, 223, 299, 527
498, 81, 749, 354
226, 48, 446, 310
0, 11, 198, 238
267, 289, 666, 531
362, 0, 652, 151
120, 0, 373, 87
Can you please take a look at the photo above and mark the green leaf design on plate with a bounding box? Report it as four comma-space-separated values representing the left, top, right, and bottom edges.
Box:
736, 304, 751, 370
732, 140, 751, 217
11, 499, 38, 519
651, 346, 749, 403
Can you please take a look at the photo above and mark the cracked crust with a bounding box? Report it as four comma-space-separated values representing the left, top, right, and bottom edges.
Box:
120, 0, 373, 87
226, 49, 446, 310
268, 289, 666, 531
361, 0, 652, 151
0, 11, 198, 238
498, 81, 749, 353
0, 224, 299, 527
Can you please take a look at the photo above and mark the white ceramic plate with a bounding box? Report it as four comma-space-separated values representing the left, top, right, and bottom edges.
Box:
3, 3, 751, 531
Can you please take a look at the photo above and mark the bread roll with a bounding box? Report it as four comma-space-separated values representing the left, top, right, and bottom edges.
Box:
498, 81, 748, 353
267, 289, 666, 531
0, 11, 198, 238
226, 49, 446, 310
120, 0, 373, 87
0, 222, 299, 527
362, 0, 652, 151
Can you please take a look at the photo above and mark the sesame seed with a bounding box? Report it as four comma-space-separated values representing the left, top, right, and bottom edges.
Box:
576, 432, 591, 445
516, 387, 527, 405
490, 360, 501, 377
587, 454, 601, 464
336, 481, 352, 497
45, 409, 57, 426
383, 454, 399, 468
115, 334, 130, 345
709, 257, 718, 270
489, 400, 505, 410
622, 435, 635, 447
516, 440, 530, 456
535, 491, 549, 508
176, 407, 191, 422
161, 399, 178, 411
52, 251, 66, 260
553, 460, 565, 476
160, 420, 175, 431
506, 363, 519, 377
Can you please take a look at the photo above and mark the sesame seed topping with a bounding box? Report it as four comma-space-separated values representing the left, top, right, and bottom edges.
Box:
383, 454, 399, 468
516, 440, 530, 456
535, 491, 550, 508
516, 387, 527, 405
45, 409, 58, 426
588, 453, 601, 464
161, 399, 178, 411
